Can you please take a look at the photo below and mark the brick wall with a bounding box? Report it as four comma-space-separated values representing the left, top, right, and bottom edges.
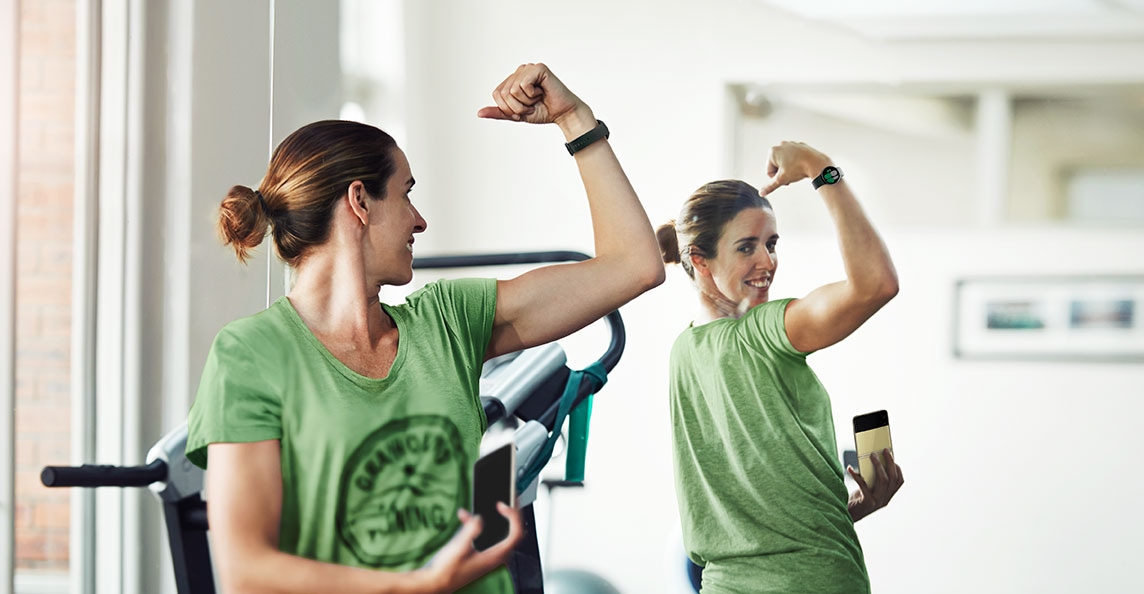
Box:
15, 0, 75, 572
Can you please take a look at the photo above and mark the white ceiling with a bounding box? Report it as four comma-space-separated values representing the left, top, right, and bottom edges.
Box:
756, 0, 1144, 40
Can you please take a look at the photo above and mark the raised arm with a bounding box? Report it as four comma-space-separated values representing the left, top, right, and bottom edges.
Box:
759, 142, 898, 353
476, 63, 665, 359
206, 441, 521, 594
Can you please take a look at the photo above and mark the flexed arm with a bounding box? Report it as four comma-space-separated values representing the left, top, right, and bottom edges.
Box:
760, 142, 899, 353
477, 63, 664, 359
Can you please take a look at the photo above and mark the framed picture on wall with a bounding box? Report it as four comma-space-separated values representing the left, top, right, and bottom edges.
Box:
953, 275, 1144, 361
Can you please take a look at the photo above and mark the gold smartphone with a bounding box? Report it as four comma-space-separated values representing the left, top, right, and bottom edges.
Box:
853, 410, 893, 487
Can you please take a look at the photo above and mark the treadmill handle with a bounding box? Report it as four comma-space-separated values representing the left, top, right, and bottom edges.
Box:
41, 459, 168, 488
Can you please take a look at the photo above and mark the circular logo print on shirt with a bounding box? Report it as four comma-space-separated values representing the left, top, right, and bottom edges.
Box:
336, 415, 469, 566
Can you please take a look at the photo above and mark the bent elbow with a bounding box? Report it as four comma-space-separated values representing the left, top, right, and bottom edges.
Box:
857, 272, 898, 310
624, 252, 666, 295
604, 253, 666, 303
631, 258, 667, 297
619, 261, 665, 305
644, 263, 667, 292
877, 274, 899, 305
214, 548, 275, 594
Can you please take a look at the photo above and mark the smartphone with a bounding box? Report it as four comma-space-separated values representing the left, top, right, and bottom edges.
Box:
471, 441, 515, 551
853, 410, 893, 488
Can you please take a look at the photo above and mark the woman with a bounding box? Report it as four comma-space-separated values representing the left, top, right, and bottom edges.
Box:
657, 141, 904, 593
186, 63, 664, 594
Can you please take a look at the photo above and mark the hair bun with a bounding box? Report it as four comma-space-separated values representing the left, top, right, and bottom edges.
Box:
656, 221, 682, 265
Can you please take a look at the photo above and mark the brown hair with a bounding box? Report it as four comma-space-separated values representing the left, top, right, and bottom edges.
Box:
217, 120, 399, 267
657, 180, 772, 279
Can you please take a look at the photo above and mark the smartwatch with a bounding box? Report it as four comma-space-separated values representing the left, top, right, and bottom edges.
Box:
812, 165, 843, 190
565, 120, 609, 156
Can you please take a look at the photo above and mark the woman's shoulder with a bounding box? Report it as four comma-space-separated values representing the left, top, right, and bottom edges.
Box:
212, 297, 300, 347
404, 277, 496, 301
743, 297, 795, 324
398, 277, 497, 318
740, 297, 803, 356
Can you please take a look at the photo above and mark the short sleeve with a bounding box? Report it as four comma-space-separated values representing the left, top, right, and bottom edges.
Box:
740, 298, 806, 358
428, 277, 497, 366
185, 327, 283, 469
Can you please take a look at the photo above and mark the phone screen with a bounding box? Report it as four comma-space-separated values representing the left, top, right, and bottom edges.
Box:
853, 410, 892, 488
471, 442, 515, 551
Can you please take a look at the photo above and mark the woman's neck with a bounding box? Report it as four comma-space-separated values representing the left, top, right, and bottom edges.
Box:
694, 286, 750, 325
287, 247, 389, 344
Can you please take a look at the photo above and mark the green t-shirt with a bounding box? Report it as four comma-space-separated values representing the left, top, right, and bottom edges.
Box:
669, 298, 868, 594
186, 278, 512, 593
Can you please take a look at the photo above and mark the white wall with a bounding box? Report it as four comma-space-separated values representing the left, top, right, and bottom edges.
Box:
373, 1, 1144, 592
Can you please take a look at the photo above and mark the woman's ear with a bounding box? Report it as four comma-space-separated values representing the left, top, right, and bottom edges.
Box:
689, 252, 711, 278
345, 180, 369, 226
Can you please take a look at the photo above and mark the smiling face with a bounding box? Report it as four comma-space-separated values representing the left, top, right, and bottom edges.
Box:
365, 147, 427, 286
694, 206, 779, 315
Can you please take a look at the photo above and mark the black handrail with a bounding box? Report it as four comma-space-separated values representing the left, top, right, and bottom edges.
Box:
41, 459, 168, 488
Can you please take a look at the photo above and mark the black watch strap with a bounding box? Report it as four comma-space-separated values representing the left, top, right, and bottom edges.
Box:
812, 165, 843, 189
565, 120, 609, 156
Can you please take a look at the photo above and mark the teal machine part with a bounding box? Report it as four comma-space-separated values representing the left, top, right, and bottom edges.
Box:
564, 396, 592, 482
516, 361, 607, 493
564, 363, 605, 481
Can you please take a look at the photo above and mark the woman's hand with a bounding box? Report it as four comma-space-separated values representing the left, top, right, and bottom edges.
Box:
846, 448, 904, 522
417, 502, 524, 591
477, 63, 595, 137
758, 141, 833, 196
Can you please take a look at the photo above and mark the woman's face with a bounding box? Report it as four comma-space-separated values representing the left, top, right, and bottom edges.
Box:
700, 207, 779, 313
367, 147, 427, 286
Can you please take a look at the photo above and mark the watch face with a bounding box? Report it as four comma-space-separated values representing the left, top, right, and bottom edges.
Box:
822, 166, 841, 184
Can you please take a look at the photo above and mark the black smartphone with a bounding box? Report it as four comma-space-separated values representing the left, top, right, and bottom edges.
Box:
853, 410, 893, 488
471, 441, 515, 551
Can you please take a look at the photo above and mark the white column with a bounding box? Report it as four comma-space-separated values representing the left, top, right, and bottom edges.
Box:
1, 0, 19, 592
90, 0, 134, 590
71, 0, 100, 591
975, 89, 1013, 227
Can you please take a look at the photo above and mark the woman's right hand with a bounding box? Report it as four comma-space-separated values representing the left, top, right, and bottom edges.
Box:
417, 502, 524, 591
476, 62, 597, 139
759, 141, 833, 196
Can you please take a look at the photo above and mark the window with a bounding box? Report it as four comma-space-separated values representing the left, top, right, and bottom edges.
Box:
13, 0, 77, 592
